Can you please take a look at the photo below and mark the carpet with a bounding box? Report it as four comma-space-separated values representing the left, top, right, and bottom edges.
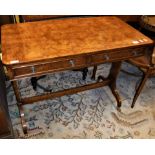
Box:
6, 62, 155, 138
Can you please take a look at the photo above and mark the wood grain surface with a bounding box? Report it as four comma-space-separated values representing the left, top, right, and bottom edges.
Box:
1, 16, 153, 65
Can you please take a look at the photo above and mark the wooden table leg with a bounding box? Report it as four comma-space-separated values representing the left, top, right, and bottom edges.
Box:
19, 105, 28, 134
11, 81, 28, 134
31, 75, 46, 91
92, 65, 97, 80
131, 68, 151, 108
73, 67, 88, 80
82, 67, 88, 80
108, 61, 122, 108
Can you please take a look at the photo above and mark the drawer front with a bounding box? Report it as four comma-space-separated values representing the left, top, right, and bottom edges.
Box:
91, 47, 145, 64
13, 56, 86, 78
10, 47, 146, 79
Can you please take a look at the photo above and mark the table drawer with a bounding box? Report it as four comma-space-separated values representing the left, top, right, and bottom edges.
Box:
91, 47, 145, 64
12, 56, 86, 78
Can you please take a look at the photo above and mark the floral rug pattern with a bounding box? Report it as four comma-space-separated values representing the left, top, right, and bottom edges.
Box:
6, 62, 155, 138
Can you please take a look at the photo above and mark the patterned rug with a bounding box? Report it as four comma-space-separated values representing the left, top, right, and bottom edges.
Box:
6, 62, 155, 138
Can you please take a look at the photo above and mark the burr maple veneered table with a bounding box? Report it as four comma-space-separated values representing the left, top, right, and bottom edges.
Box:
1, 16, 154, 134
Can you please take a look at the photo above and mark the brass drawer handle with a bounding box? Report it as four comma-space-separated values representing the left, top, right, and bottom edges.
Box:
69, 60, 75, 67
31, 66, 36, 73
104, 54, 110, 60
133, 51, 138, 56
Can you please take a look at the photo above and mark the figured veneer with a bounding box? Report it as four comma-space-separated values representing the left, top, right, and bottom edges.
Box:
2, 16, 153, 65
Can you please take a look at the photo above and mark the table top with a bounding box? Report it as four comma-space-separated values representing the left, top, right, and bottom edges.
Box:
1, 16, 153, 65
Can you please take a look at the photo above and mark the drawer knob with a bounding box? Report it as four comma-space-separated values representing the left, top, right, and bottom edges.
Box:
133, 51, 138, 56
69, 60, 75, 67
104, 54, 110, 60
31, 66, 36, 73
